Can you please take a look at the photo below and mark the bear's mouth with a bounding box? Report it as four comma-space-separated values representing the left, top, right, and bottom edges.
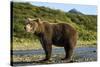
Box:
25, 28, 36, 33
24, 27, 31, 33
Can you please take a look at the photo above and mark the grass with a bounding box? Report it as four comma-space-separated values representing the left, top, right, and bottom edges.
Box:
12, 37, 42, 50
12, 37, 97, 50
77, 40, 97, 47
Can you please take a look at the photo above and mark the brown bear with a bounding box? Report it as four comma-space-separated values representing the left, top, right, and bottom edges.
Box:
24, 18, 78, 62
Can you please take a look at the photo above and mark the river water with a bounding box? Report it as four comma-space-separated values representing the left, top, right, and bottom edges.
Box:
12, 47, 97, 66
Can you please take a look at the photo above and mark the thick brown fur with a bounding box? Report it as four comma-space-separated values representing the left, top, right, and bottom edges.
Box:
24, 18, 78, 62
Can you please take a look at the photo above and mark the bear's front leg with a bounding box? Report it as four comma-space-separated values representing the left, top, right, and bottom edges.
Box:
40, 37, 52, 61
43, 44, 52, 61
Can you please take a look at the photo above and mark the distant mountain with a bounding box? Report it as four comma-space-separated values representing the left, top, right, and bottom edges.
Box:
68, 8, 83, 14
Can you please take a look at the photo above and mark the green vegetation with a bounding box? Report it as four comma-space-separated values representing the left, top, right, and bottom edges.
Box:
12, 2, 97, 50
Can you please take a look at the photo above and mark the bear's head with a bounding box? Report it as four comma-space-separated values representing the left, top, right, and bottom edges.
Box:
24, 18, 42, 33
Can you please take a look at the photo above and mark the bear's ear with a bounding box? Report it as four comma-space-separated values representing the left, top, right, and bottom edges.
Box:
25, 18, 34, 24
27, 18, 34, 21
35, 18, 42, 24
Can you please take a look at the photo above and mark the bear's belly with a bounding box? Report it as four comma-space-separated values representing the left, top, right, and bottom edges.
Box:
52, 37, 65, 47
53, 43, 64, 47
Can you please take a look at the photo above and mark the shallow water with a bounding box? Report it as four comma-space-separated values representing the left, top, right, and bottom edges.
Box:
12, 47, 97, 66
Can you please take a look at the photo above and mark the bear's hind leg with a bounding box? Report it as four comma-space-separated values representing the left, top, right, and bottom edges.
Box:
62, 43, 74, 62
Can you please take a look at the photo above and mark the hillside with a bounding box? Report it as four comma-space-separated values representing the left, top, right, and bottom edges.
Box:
12, 2, 97, 50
